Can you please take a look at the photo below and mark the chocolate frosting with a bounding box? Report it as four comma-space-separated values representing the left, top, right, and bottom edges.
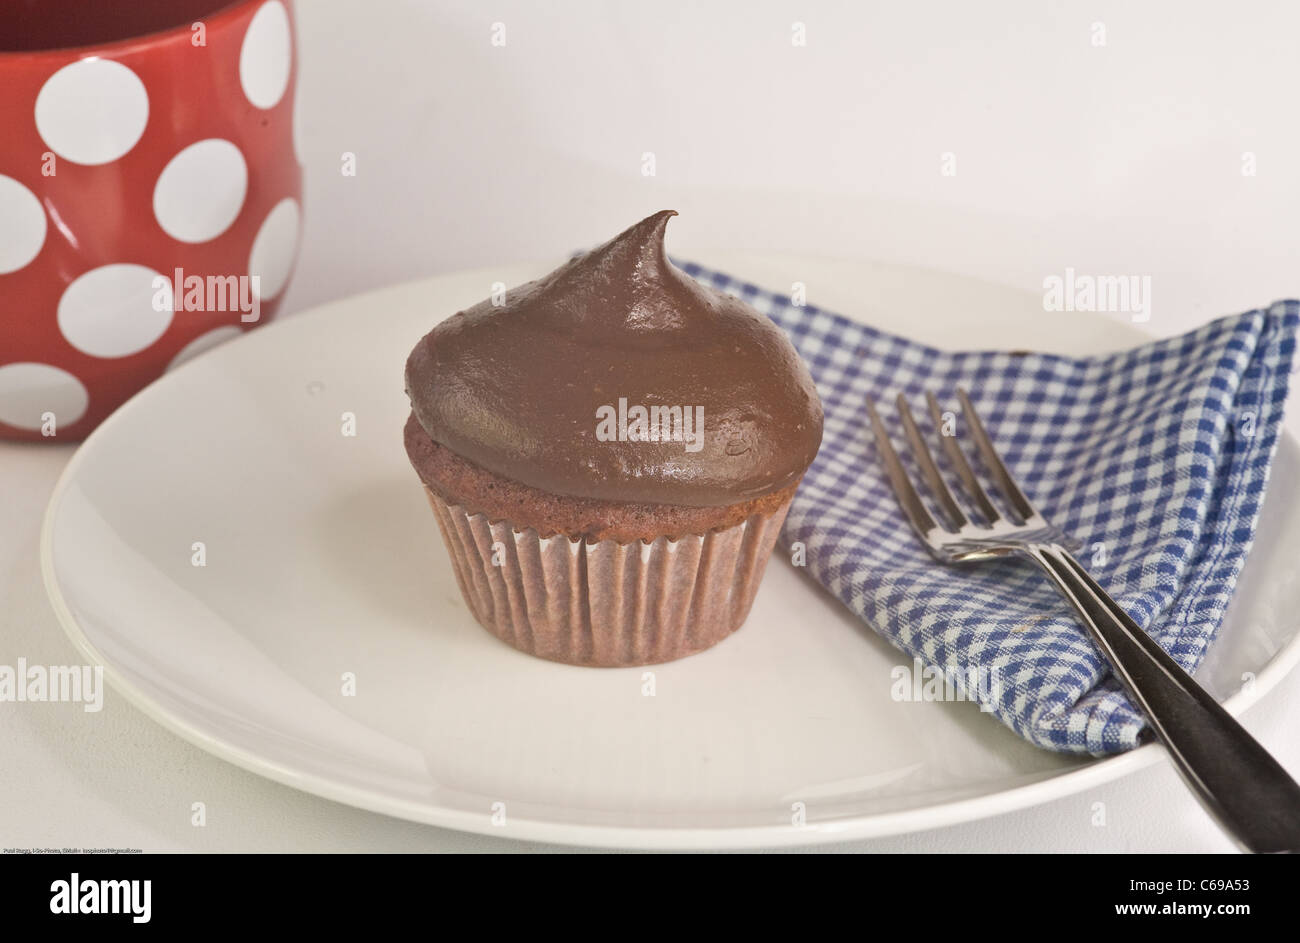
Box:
404, 211, 823, 507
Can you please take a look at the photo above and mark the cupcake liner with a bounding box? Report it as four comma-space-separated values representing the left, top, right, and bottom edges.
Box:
424, 488, 792, 667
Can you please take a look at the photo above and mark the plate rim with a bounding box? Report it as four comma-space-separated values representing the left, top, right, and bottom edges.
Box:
38, 264, 1300, 850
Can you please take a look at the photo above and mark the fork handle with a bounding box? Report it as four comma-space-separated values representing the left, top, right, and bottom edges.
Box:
1024, 543, 1300, 853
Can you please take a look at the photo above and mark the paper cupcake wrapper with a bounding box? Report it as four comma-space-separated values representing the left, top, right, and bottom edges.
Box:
424, 489, 792, 667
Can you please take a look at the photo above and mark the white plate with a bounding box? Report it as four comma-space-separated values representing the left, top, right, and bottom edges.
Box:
41, 254, 1300, 849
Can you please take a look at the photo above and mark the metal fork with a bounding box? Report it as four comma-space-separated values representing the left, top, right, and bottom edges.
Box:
867, 388, 1300, 853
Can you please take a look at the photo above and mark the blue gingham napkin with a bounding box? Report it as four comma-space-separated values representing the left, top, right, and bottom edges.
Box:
678, 260, 1298, 756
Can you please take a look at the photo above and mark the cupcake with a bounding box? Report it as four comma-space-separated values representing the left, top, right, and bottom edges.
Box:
403, 211, 823, 666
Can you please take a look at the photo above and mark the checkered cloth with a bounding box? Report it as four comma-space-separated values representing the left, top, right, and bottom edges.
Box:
678, 260, 1298, 755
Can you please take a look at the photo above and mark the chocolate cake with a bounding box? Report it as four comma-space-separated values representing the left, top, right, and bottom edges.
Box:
403, 211, 823, 666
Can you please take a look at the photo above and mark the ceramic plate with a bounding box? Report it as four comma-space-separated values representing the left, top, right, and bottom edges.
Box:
41, 254, 1300, 848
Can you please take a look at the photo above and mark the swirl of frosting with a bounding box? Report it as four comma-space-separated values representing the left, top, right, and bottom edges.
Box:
404, 211, 823, 507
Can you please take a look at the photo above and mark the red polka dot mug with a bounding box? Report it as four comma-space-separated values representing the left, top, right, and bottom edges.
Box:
0, 0, 303, 441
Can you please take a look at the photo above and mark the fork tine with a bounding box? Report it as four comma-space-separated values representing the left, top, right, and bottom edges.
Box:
895, 393, 967, 529
866, 399, 941, 539
956, 388, 1038, 522
925, 392, 1002, 525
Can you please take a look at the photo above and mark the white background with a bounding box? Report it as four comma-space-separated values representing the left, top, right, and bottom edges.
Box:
285, 0, 1300, 328
3, 0, 1299, 852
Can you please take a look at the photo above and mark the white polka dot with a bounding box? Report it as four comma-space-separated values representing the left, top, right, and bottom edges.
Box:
0, 175, 46, 273
34, 58, 149, 166
248, 198, 299, 301
240, 1, 292, 109
167, 326, 243, 371
153, 139, 248, 243
58, 264, 174, 359
0, 362, 88, 430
